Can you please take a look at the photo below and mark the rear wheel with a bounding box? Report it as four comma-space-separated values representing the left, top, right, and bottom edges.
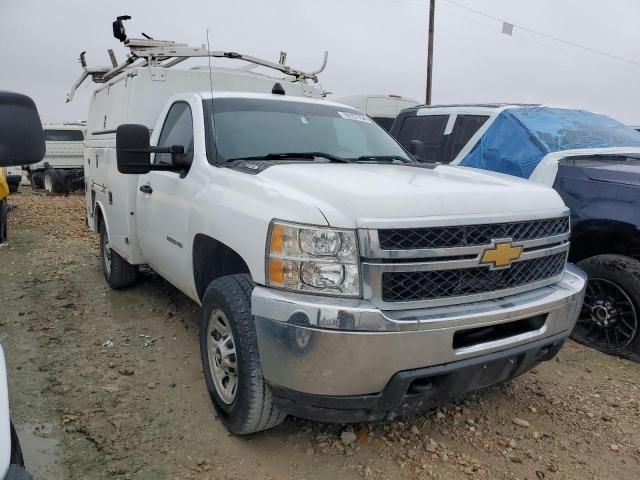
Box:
200, 274, 286, 434
30, 171, 44, 189
44, 169, 67, 194
43, 169, 57, 193
99, 218, 138, 288
8, 182, 18, 194
572, 255, 640, 362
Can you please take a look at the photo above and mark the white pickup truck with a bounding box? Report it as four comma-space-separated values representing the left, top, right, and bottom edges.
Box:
73, 24, 586, 434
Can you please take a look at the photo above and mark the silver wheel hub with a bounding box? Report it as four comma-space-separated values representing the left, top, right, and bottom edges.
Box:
207, 309, 238, 404
591, 300, 615, 327
103, 234, 112, 275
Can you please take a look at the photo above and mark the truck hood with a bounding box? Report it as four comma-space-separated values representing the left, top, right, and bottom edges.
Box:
259, 163, 567, 228
580, 161, 640, 187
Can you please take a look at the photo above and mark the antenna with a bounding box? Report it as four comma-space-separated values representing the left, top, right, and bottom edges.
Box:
206, 29, 214, 100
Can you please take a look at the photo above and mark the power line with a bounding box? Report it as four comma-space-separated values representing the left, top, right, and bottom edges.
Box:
443, 0, 640, 67
438, 6, 640, 75
381, 0, 640, 68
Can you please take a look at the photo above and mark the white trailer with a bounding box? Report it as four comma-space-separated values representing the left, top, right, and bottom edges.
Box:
26, 123, 86, 194
336, 94, 419, 131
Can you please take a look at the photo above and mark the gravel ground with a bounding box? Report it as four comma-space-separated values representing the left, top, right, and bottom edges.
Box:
0, 188, 639, 480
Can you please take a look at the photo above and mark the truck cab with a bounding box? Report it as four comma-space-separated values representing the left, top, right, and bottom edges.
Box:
72, 21, 586, 434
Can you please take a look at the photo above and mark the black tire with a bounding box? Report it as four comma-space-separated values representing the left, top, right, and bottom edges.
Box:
30, 171, 44, 189
8, 182, 18, 194
43, 169, 59, 193
200, 274, 286, 434
43, 169, 68, 194
57, 170, 71, 195
0, 199, 7, 243
9, 422, 24, 467
99, 218, 138, 289
572, 254, 640, 362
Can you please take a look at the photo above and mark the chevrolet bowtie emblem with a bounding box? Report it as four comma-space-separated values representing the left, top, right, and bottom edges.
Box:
480, 241, 523, 269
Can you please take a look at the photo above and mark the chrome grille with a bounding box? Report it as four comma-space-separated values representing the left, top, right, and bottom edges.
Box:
360, 212, 571, 310
378, 217, 569, 250
381, 252, 567, 302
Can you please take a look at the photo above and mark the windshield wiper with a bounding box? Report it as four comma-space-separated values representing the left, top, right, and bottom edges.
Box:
353, 155, 413, 163
228, 152, 352, 163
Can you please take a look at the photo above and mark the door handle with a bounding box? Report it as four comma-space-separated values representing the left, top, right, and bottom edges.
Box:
139, 185, 153, 194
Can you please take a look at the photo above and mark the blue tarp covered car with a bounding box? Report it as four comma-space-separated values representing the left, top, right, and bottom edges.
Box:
458, 106, 640, 179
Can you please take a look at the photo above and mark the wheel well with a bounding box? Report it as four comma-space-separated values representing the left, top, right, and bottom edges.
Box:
193, 234, 251, 301
94, 203, 104, 232
570, 220, 640, 263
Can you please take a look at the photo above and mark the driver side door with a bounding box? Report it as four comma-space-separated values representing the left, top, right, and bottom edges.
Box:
136, 101, 196, 293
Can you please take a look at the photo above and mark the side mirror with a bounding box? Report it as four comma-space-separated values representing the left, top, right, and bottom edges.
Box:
408, 139, 426, 162
116, 124, 153, 174
116, 124, 187, 175
0, 91, 45, 167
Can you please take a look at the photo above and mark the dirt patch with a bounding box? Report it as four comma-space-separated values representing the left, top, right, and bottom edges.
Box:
1, 188, 639, 479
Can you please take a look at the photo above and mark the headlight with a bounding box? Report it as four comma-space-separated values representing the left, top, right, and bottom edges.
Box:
266, 221, 360, 296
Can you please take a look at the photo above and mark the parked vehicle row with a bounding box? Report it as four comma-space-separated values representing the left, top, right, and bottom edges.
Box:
389, 104, 640, 361
5, 16, 634, 445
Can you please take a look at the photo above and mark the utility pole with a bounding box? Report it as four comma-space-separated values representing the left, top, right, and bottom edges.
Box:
425, 0, 435, 105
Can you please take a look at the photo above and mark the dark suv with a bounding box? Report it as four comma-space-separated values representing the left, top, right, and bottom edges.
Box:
391, 104, 640, 361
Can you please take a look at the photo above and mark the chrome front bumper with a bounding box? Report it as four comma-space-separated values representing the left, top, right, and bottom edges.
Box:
252, 265, 586, 397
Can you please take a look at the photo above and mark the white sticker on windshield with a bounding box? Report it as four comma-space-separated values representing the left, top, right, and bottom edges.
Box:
338, 111, 372, 123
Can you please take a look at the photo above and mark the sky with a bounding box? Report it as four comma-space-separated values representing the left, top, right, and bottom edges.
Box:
1, 0, 640, 124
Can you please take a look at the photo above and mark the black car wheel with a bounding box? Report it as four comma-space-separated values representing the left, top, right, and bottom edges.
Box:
572, 255, 640, 361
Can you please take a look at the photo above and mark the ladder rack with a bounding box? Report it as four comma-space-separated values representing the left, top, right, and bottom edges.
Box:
66, 36, 328, 102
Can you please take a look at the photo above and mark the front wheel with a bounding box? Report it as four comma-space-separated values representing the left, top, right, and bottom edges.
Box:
200, 274, 286, 434
572, 254, 640, 362
99, 219, 138, 289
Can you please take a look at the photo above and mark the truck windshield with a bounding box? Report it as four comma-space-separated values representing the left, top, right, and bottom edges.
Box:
44, 129, 84, 141
205, 98, 413, 163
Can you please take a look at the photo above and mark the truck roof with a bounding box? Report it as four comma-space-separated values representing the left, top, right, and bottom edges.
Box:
410, 103, 541, 110
198, 91, 355, 109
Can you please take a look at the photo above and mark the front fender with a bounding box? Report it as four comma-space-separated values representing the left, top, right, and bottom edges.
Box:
188, 171, 328, 285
